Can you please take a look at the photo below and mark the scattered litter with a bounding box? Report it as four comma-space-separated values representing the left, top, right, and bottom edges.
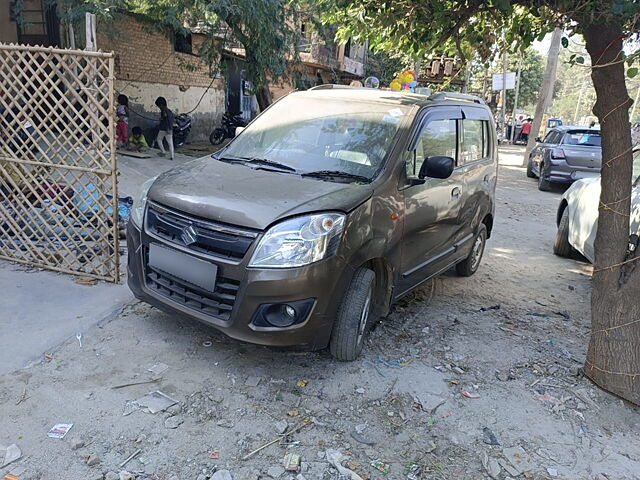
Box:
479, 304, 501, 311
119, 471, 135, 480
482, 427, 500, 445
547, 467, 559, 477
296, 379, 309, 388
287, 410, 300, 417
242, 419, 311, 460
283, 452, 301, 472
44, 353, 53, 361
4, 475, 19, 480
202, 341, 213, 347
325, 449, 364, 480
147, 363, 169, 376
86, 454, 101, 466
370, 460, 390, 474
74, 276, 98, 286
535, 393, 558, 403
546, 339, 554, 345
354, 423, 367, 434
426, 418, 436, 426
15, 386, 28, 406
119, 449, 141, 469
274, 421, 289, 434
164, 416, 183, 429
209, 448, 220, 460
355, 388, 365, 394
350, 430, 376, 446
481, 452, 501, 479
554, 311, 570, 319
363, 359, 386, 377
407, 463, 421, 480
48, 423, 73, 439
462, 391, 480, 399
71, 440, 84, 450
111, 378, 160, 390
245, 376, 261, 387
498, 458, 521, 477
452, 366, 465, 374
76, 332, 83, 348
122, 401, 139, 416
1, 444, 21, 468
503, 446, 536, 474
135, 391, 178, 414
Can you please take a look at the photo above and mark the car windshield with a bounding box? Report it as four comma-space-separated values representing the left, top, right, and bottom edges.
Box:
220, 95, 410, 181
561, 130, 601, 147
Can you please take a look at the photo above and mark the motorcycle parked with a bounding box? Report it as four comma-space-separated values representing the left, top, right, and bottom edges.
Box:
147, 113, 192, 149
209, 112, 247, 146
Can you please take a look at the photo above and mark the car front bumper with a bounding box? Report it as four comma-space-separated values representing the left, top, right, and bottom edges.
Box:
126, 220, 353, 349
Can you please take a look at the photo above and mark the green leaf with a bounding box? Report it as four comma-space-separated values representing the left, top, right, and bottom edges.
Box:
628, 67, 639, 78
561, 37, 569, 48
576, 56, 585, 64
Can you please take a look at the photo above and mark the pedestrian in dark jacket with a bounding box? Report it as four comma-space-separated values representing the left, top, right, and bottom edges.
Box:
155, 96, 175, 160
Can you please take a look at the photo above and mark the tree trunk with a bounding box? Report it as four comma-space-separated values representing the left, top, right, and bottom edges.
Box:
255, 85, 273, 112
522, 27, 562, 165
583, 23, 640, 405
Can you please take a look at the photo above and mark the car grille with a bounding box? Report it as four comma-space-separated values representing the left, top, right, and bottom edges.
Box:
143, 248, 240, 321
145, 202, 258, 260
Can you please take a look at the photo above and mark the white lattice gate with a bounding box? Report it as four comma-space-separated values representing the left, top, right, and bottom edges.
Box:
0, 43, 119, 282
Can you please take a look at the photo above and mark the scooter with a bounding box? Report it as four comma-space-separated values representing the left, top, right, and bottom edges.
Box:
209, 112, 247, 146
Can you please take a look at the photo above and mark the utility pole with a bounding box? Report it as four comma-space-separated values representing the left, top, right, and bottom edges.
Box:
501, 50, 508, 139
523, 27, 562, 166
574, 83, 587, 124
510, 62, 522, 144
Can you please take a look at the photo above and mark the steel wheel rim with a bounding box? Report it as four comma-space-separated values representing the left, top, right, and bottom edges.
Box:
357, 288, 373, 345
471, 234, 485, 271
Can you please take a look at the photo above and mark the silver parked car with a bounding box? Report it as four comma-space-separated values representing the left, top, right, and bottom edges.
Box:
527, 126, 602, 191
554, 149, 640, 262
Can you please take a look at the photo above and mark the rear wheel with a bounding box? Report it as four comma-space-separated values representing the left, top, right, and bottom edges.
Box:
538, 163, 551, 191
456, 224, 487, 277
209, 128, 226, 146
329, 267, 376, 361
553, 207, 573, 257
526, 157, 536, 178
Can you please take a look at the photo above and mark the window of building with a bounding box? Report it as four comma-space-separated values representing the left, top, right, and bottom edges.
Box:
344, 38, 351, 58
174, 32, 193, 55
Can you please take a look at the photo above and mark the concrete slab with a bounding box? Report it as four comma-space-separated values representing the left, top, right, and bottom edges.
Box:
0, 261, 132, 374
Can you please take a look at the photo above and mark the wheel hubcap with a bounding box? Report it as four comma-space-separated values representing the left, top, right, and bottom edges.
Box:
471, 234, 484, 270
356, 289, 372, 345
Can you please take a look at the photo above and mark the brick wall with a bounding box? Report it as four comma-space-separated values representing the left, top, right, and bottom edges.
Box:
98, 15, 219, 89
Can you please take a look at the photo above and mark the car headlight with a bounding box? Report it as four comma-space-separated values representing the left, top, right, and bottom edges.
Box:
130, 176, 157, 228
249, 213, 346, 268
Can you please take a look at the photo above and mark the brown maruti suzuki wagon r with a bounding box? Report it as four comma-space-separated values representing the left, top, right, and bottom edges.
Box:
127, 86, 497, 360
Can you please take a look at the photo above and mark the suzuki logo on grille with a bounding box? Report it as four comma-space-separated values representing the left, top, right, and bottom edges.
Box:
180, 225, 198, 245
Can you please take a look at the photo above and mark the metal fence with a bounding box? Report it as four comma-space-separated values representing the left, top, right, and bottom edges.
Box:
0, 43, 120, 282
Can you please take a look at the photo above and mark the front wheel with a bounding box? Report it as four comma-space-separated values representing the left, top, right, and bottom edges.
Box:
209, 128, 226, 146
553, 207, 573, 257
456, 224, 487, 277
329, 267, 376, 361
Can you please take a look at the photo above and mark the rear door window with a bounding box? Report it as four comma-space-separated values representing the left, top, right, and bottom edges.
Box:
460, 119, 487, 165
543, 131, 559, 144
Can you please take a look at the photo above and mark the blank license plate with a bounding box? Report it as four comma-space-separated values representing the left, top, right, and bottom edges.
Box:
148, 243, 217, 291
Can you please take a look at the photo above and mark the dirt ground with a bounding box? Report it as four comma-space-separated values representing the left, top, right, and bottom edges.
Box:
1, 146, 639, 480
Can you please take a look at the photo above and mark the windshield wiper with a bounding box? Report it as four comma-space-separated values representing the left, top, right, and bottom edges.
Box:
302, 170, 371, 183
215, 155, 297, 172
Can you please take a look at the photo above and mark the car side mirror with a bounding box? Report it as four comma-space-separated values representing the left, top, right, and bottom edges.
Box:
535, 137, 542, 143
235, 126, 245, 136
419, 155, 455, 180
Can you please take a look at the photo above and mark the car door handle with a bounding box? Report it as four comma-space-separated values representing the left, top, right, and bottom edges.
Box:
451, 187, 462, 199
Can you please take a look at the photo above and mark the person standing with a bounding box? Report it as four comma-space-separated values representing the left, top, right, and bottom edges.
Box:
155, 96, 175, 160
520, 118, 533, 143
116, 94, 129, 148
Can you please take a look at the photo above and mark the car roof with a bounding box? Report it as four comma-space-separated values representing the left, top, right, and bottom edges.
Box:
291, 85, 488, 109
552, 125, 600, 132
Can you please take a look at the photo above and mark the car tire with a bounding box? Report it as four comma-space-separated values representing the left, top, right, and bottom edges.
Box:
553, 207, 573, 257
209, 128, 226, 146
329, 267, 376, 361
538, 163, 552, 191
526, 157, 536, 178
456, 224, 487, 277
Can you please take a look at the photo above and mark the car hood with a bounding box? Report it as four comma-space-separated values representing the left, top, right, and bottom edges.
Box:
147, 157, 374, 230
